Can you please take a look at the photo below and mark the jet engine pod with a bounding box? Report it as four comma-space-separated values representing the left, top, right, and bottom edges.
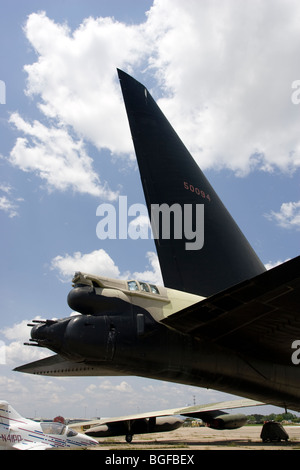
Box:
206, 413, 248, 430
150, 416, 184, 433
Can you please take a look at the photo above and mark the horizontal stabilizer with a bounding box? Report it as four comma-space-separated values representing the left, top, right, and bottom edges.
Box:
14, 354, 127, 377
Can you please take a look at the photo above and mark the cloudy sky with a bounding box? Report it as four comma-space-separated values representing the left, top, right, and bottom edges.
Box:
0, 0, 299, 419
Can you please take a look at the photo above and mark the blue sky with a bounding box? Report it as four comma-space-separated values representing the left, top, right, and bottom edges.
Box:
0, 0, 299, 419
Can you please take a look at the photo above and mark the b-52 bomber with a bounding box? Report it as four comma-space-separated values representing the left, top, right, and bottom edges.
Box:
16, 69, 300, 412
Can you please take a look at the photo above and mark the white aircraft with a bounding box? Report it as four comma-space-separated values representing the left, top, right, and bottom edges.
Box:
0, 401, 98, 450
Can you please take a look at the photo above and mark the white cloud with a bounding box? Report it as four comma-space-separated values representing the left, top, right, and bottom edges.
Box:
0, 183, 23, 218
85, 379, 141, 415
0, 376, 28, 396
93, 379, 133, 394
0, 195, 18, 218
133, 251, 163, 285
0, 183, 13, 194
264, 259, 291, 270
23, 12, 145, 155
8, 2, 300, 197
50, 248, 163, 285
266, 201, 300, 229
1, 319, 31, 341
51, 249, 121, 281
145, 0, 300, 175
84, 376, 227, 417
0, 317, 51, 367
9, 113, 117, 199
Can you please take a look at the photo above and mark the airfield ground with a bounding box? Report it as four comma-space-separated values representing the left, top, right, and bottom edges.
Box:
85, 425, 300, 450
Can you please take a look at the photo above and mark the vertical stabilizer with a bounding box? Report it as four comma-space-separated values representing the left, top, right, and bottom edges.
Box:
0, 401, 24, 424
118, 69, 265, 296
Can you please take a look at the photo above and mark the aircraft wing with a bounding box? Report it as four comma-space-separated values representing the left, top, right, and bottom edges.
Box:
13, 442, 52, 450
75, 398, 264, 429
161, 256, 300, 365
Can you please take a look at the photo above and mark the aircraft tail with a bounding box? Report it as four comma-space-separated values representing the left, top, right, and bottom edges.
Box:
0, 401, 24, 424
118, 69, 266, 297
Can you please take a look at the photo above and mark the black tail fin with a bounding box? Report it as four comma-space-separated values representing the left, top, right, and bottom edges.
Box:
118, 69, 265, 297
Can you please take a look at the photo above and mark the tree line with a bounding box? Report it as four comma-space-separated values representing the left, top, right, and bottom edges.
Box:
247, 412, 300, 424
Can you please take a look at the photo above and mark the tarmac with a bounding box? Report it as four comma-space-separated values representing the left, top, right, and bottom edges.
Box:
86, 424, 300, 451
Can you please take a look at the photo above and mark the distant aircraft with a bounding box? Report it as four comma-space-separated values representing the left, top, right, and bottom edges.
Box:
0, 401, 98, 450
78, 398, 263, 443
16, 70, 300, 413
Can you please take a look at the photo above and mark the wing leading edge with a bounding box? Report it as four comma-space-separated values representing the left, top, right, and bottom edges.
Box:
14, 354, 129, 376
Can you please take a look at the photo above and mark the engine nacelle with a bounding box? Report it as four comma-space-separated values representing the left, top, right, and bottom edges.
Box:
206, 413, 248, 430
150, 416, 184, 433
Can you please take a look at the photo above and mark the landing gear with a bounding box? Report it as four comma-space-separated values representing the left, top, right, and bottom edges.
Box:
125, 434, 133, 443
